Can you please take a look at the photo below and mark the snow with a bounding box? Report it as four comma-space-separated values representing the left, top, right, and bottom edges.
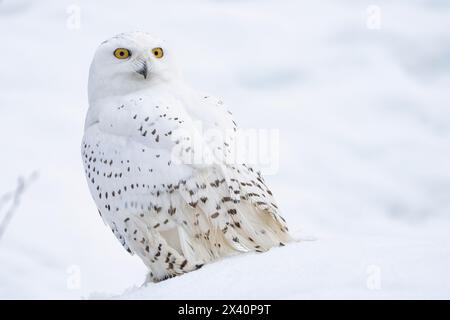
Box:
0, 0, 449, 299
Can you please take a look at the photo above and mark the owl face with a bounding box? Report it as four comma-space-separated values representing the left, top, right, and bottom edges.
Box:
89, 32, 178, 101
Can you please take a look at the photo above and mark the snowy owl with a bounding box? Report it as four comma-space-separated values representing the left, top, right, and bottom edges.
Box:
82, 32, 293, 282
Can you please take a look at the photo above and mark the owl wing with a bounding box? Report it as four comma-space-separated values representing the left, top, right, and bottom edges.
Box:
177, 93, 293, 253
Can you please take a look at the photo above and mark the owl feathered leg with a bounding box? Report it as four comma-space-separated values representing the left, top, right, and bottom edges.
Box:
119, 217, 204, 282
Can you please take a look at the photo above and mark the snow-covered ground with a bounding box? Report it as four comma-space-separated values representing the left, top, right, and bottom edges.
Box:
0, 0, 449, 299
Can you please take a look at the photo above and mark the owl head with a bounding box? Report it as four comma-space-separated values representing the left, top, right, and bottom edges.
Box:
88, 32, 180, 102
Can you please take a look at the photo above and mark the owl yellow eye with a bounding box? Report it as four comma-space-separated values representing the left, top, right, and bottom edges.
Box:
114, 48, 131, 59
152, 47, 164, 59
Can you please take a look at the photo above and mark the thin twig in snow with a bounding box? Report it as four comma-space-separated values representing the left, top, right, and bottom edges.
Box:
0, 172, 38, 241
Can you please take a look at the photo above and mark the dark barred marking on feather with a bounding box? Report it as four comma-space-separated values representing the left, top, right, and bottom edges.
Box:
211, 212, 219, 219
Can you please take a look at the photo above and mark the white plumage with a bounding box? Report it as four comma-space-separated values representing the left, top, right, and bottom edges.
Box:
82, 32, 293, 282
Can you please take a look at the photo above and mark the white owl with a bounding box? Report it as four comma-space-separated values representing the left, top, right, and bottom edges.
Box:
82, 32, 293, 282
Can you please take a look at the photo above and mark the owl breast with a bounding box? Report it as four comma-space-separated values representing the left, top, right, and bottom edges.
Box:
81, 93, 197, 224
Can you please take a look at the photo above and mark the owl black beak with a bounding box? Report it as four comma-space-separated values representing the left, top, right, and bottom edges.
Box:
136, 62, 148, 79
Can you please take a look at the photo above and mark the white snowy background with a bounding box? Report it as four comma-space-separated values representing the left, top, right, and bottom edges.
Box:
0, 0, 449, 299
